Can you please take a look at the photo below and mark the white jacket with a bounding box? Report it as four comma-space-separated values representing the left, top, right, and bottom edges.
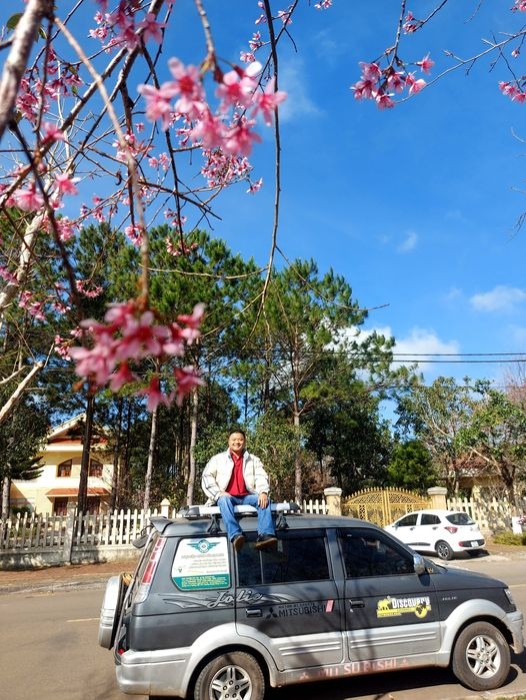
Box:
201, 450, 270, 503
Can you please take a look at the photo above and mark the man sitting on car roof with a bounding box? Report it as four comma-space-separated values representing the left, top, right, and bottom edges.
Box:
201, 429, 277, 552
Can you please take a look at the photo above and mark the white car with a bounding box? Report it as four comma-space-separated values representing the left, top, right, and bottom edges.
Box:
385, 509, 485, 560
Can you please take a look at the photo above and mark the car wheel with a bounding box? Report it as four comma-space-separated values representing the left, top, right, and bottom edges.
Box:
435, 540, 454, 560
452, 621, 510, 691
194, 651, 265, 700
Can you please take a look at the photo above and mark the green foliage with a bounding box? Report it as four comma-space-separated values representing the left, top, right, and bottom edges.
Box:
250, 413, 299, 500
306, 380, 392, 495
387, 439, 437, 494
0, 391, 49, 487
492, 531, 526, 546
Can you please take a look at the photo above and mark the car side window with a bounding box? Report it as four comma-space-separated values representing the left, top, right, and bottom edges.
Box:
237, 531, 330, 586
421, 514, 440, 525
397, 513, 418, 527
340, 531, 415, 578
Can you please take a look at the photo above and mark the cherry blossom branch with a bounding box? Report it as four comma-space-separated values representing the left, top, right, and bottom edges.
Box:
0, 0, 53, 144
0, 360, 44, 425
55, 15, 150, 303
254, 0, 285, 324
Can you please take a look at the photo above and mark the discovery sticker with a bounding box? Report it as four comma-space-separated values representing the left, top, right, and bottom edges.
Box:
376, 595, 431, 619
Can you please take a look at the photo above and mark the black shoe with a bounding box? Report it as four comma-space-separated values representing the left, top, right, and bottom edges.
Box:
232, 534, 245, 552
255, 534, 277, 550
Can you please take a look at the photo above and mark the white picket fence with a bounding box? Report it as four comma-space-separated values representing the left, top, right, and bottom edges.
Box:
446, 496, 526, 533
0, 508, 160, 551
0, 498, 327, 557
302, 497, 328, 514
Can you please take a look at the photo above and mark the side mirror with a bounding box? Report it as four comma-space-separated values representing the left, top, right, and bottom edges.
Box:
414, 554, 426, 576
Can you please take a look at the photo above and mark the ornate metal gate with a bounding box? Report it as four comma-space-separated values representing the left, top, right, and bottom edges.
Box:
342, 487, 430, 527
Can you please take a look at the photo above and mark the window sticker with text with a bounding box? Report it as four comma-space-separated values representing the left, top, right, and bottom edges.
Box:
172, 538, 230, 590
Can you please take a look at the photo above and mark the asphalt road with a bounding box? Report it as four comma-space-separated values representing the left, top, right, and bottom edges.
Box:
1, 555, 525, 700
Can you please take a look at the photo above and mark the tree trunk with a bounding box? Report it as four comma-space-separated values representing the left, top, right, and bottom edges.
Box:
77, 393, 95, 515
1, 472, 10, 519
186, 388, 199, 506
293, 410, 302, 503
110, 398, 123, 511
143, 406, 158, 513
119, 400, 133, 508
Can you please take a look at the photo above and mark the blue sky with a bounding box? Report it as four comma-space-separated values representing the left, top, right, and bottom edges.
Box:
35, 1, 526, 390
172, 0, 526, 390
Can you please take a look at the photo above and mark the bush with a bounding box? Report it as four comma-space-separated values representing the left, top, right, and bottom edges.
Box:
492, 531, 526, 546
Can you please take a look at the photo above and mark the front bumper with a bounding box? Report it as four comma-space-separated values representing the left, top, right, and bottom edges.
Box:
506, 609, 524, 654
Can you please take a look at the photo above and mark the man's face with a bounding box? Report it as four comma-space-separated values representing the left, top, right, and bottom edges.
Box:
228, 432, 246, 455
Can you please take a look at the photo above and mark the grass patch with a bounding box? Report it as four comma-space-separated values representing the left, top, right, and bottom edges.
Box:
492, 531, 526, 546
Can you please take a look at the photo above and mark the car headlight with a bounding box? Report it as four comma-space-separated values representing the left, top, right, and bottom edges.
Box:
504, 588, 516, 609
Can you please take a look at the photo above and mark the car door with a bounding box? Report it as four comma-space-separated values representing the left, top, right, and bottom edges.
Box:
419, 512, 442, 550
235, 528, 343, 671
389, 512, 419, 548
339, 527, 441, 662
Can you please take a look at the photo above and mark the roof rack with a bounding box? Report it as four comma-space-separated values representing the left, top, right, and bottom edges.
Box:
177, 500, 301, 534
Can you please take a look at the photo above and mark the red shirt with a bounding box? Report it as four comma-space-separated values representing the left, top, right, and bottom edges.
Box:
226, 451, 248, 496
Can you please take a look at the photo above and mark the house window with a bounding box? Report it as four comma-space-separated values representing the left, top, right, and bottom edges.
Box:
89, 459, 103, 477
57, 460, 72, 478
53, 497, 69, 515
87, 497, 101, 514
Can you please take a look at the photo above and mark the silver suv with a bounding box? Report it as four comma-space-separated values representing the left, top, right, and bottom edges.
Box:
98, 504, 523, 700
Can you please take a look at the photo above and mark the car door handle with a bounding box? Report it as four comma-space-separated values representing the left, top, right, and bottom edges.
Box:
246, 608, 263, 618
349, 599, 365, 609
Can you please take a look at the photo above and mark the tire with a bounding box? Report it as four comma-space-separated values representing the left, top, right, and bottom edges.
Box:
194, 651, 265, 700
436, 540, 454, 560
452, 621, 510, 691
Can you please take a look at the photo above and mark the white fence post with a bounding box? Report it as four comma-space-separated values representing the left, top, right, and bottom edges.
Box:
62, 505, 76, 564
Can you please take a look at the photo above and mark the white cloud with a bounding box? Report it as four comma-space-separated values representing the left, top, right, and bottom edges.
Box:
278, 58, 322, 123
393, 327, 459, 361
357, 325, 460, 379
397, 230, 418, 253
470, 285, 526, 313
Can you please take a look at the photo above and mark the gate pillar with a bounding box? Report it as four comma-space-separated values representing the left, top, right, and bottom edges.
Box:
324, 487, 342, 516
427, 486, 447, 510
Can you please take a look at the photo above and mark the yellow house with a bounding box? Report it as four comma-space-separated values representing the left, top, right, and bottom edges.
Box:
10, 414, 113, 515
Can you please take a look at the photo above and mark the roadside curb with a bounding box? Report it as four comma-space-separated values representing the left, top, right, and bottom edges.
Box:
0, 577, 109, 596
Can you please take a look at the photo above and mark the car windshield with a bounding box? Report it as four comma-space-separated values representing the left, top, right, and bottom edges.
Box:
445, 512, 475, 526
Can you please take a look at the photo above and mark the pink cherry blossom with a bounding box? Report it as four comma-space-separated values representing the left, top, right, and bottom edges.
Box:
137, 83, 177, 130
42, 122, 65, 142
387, 71, 406, 93
54, 172, 80, 195
109, 362, 137, 391
216, 70, 256, 110
0, 266, 17, 284
13, 184, 44, 212
138, 13, 166, 43
251, 77, 287, 125
417, 53, 435, 74
406, 73, 426, 95
247, 178, 263, 194
174, 366, 204, 406
139, 376, 173, 412
359, 62, 382, 82
223, 120, 262, 157
168, 58, 206, 117
375, 92, 395, 109
190, 110, 225, 149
